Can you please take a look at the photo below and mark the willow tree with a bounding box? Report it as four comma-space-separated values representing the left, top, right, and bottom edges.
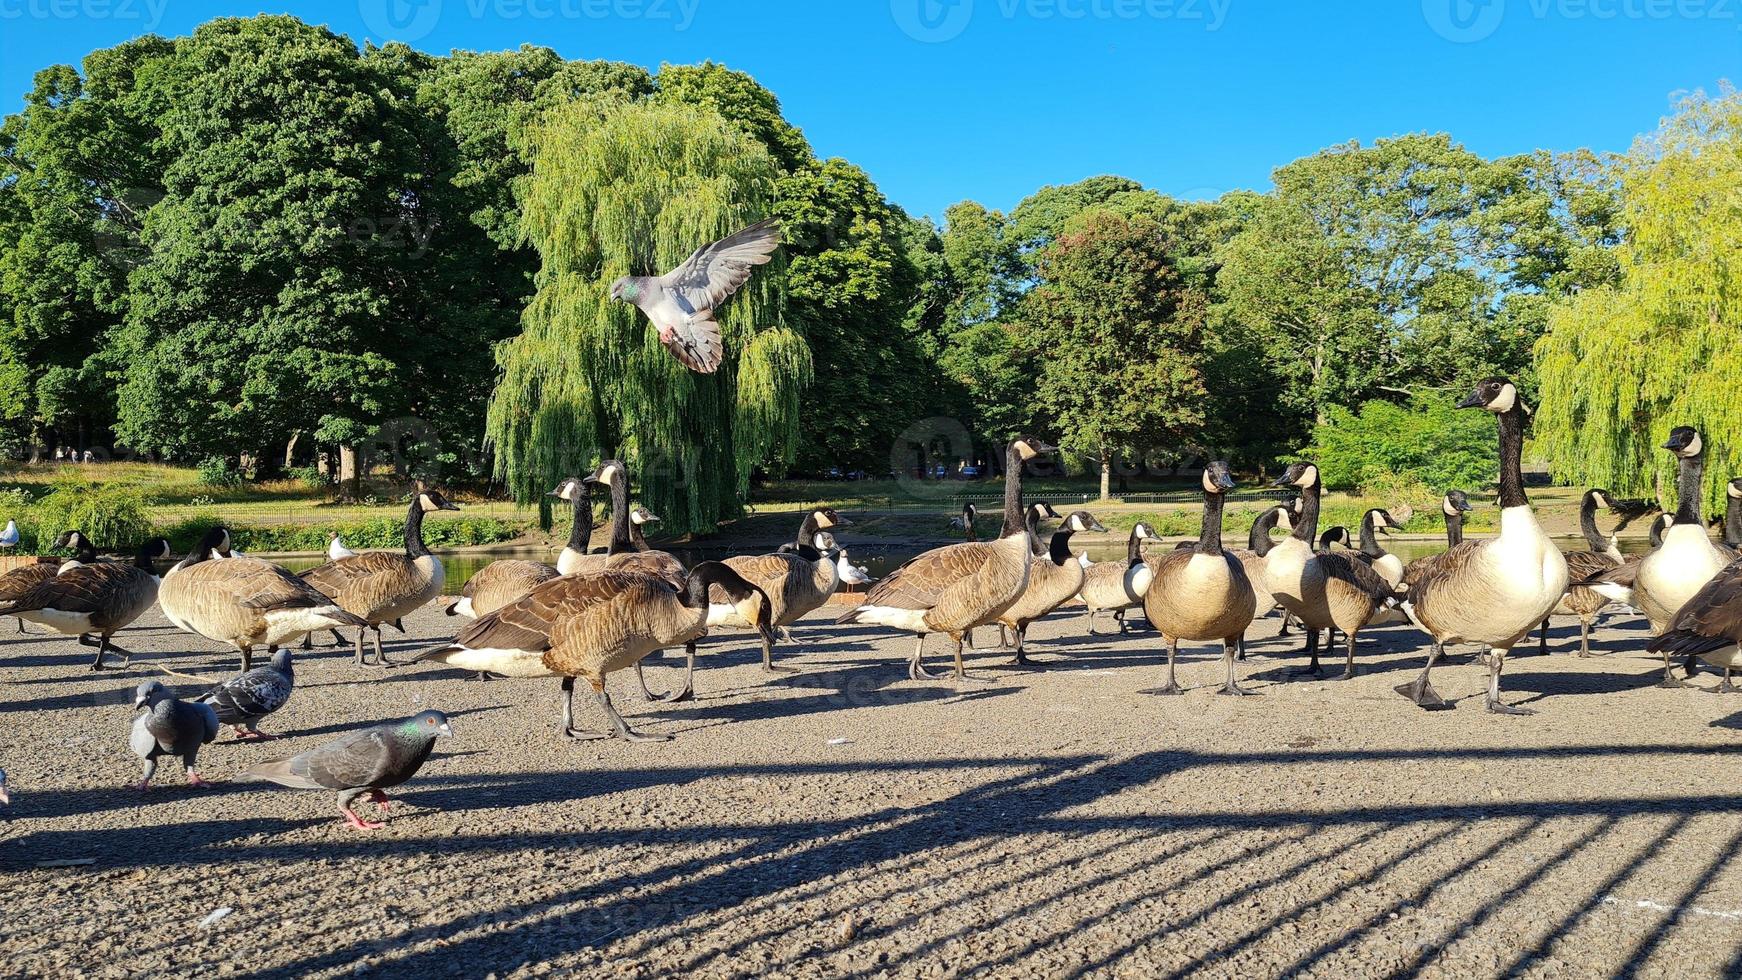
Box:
485, 100, 810, 534
1534, 89, 1742, 511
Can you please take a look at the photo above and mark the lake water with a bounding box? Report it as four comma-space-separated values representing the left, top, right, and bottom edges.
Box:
271, 534, 1649, 595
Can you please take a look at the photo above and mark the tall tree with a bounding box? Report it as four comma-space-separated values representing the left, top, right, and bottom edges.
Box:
1534, 89, 1742, 511
486, 100, 809, 533
1021, 210, 1207, 498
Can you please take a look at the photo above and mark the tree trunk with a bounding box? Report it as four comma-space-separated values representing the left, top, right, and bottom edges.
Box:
284, 431, 301, 470
339, 444, 360, 500
1099, 446, 1112, 501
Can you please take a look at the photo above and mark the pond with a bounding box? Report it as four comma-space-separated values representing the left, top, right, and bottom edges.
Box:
269, 533, 1649, 595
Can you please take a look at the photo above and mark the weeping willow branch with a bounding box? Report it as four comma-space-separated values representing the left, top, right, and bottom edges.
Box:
485, 100, 809, 534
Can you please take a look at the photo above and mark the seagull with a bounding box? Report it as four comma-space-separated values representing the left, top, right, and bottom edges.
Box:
0, 520, 17, 550
609, 218, 782, 373
327, 532, 356, 561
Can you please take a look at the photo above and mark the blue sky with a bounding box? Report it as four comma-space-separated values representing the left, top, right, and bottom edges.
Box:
2, 0, 1736, 220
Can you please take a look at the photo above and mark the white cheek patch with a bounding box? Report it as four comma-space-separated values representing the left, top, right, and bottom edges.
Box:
601, 463, 622, 485
1299, 466, 1319, 489
1201, 471, 1217, 493
1443, 500, 1459, 516
1684, 432, 1703, 457
1016, 443, 1037, 460
1488, 383, 1517, 414
1276, 510, 1294, 531
816, 513, 834, 529
1728, 484, 1742, 499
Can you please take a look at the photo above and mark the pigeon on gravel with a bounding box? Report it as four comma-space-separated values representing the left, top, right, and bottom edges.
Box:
242, 710, 451, 831
609, 218, 781, 373
130, 681, 220, 790
0, 767, 10, 809
194, 648, 294, 740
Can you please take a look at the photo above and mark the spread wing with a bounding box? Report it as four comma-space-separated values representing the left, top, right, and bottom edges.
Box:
658, 218, 781, 313
860, 541, 994, 611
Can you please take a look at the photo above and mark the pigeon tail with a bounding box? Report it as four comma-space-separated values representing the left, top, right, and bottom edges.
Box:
240, 757, 324, 790
662, 317, 724, 373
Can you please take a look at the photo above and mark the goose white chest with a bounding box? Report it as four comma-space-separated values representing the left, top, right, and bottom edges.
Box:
1636, 524, 1724, 631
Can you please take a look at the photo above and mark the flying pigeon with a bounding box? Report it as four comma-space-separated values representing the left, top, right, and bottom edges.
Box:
609, 218, 782, 373
194, 648, 294, 740
242, 710, 451, 830
130, 681, 220, 790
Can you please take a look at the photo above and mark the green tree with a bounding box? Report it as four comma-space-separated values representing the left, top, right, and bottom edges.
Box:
1299, 393, 1494, 495
1534, 89, 1742, 511
486, 100, 809, 533
1021, 210, 1207, 498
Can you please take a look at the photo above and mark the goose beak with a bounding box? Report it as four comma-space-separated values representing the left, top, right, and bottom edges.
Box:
833, 514, 855, 526
441, 500, 461, 511
1270, 474, 1292, 488
1214, 471, 1237, 492
1455, 391, 1486, 409
1087, 517, 1109, 533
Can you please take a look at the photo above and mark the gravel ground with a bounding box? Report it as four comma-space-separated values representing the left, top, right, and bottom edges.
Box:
4, 597, 1742, 979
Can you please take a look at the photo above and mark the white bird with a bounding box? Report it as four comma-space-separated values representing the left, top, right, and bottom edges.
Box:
815, 532, 874, 587
0, 520, 18, 550
327, 532, 356, 561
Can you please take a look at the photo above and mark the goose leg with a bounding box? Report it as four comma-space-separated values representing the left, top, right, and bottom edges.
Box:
595, 682, 671, 742
1719, 667, 1737, 694
240, 645, 253, 674
300, 633, 312, 651
1084, 608, 1100, 636
1218, 639, 1255, 696
1485, 647, 1534, 715
1659, 648, 1689, 689
1338, 630, 1358, 681
79, 633, 107, 671
353, 629, 366, 666
638, 644, 695, 703
1009, 624, 1041, 668
560, 676, 606, 740
1535, 616, 1549, 656
369, 626, 387, 667
1114, 609, 1127, 633
329, 629, 347, 648
1684, 650, 1702, 680
1235, 637, 1247, 663
1395, 641, 1450, 710
1577, 619, 1591, 658
909, 633, 939, 680
762, 631, 795, 674
1154, 638, 1184, 695
14, 617, 29, 635
951, 636, 982, 686
1289, 628, 1323, 677
1278, 611, 1294, 638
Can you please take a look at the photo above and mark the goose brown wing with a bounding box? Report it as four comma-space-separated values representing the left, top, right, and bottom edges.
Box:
0, 561, 58, 601
1401, 541, 1483, 598
714, 553, 803, 600
2, 561, 142, 613
299, 553, 408, 597
1578, 553, 1642, 588
215, 558, 333, 611
455, 571, 644, 652
607, 550, 686, 588
1318, 552, 1398, 603
1563, 550, 1621, 584
862, 541, 994, 610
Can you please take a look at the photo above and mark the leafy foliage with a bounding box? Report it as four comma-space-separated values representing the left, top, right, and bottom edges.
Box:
1298, 393, 1495, 494
32, 474, 152, 548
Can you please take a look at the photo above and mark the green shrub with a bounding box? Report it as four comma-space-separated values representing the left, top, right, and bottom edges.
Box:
287, 466, 329, 492
1299, 394, 1494, 495
33, 475, 153, 550
158, 515, 532, 554
196, 456, 244, 488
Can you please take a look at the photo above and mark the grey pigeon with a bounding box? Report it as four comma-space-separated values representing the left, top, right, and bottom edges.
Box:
195, 648, 294, 740
609, 218, 781, 373
130, 681, 220, 790
0, 767, 10, 808
242, 710, 451, 831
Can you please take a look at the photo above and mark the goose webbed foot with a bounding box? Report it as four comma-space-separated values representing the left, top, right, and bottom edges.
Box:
464, 672, 494, 682
1217, 682, 1257, 697
1718, 671, 1738, 694
1658, 676, 1690, 690
1485, 697, 1536, 716
1395, 679, 1450, 710
595, 689, 671, 742
1148, 681, 1185, 696
909, 659, 940, 680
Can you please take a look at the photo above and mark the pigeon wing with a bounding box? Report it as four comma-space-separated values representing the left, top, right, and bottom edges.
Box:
657, 218, 781, 313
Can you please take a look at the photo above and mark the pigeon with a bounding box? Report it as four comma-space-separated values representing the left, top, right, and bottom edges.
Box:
194, 648, 294, 740
0, 520, 17, 550
0, 767, 10, 808
243, 710, 451, 830
130, 681, 220, 790
609, 218, 782, 373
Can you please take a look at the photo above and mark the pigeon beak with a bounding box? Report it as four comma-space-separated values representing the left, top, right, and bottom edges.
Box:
439, 723, 453, 737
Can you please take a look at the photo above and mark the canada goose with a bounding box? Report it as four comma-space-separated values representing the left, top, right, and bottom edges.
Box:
707, 507, 851, 673
1352, 509, 1407, 587
1317, 526, 1352, 553
1079, 521, 1163, 634
299, 490, 460, 666
0, 520, 17, 550
0, 536, 172, 669
1582, 489, 1625, 561
949, 502, 978, 540
995, 508, 1107, 666
1264, 465, 1401, 681
160, 527, 369, 672
1441, 491, 1473, 547
1576, 512, 1673, 611
1717, 478, 1742, 558
548, 475, 598, 576
130, 680, 219, 789
448, 560, 560, 620
574, 460, 688, 586
327, 532, 356, 561
1142, 461, 1259, 696
1226, 505, 1295, 658
835, 436, 1055, 682
1394, 378, 1569, 714
1647, 552, 1742, 691
1533, 489, 1632, 658
974, 500, 1062, 648
414, 563, 771, 741
0, 530, 99, 634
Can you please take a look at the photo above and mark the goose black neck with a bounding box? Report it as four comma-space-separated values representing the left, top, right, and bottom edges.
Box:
72, 540, 97, 563
1000, 443, 1026, 540
685, 561, 750, 612
1291, 485, 1321, 543
1126, 527, 1146, 569
566, 486, 592, 553
796, 513, 821, 549
404, 497, 431, 558
606, 477, 634, 554
1445, 512, 1464, 548
1496, 407, 1528, 508
1026, 507, 1049, 558
1048, 528, 1075, 566
630, 521, 651, 551
1196, 491, 1226, 555
1579, 492, 1607, 552
1674, 455, 1705, 525
1357, 514, 1383, 558
132, 543, 161, 571
1726, 493, 1742, 548
1247, 509, 1281, 556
